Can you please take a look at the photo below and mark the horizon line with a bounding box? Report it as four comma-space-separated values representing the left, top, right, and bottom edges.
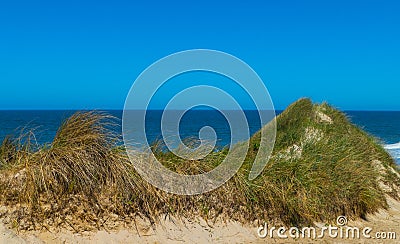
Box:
1, 108, 400, 112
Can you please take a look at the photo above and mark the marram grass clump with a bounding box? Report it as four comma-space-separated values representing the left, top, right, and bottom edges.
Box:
0, 99, 399, 232
245, 98, 399, 225
0, 112, 155, 230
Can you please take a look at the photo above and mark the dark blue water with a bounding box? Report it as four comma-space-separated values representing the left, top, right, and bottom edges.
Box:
346, 111, 400, 164
0, 110, 399, 163
143, 110, 263, 148
0, 110, 264, 147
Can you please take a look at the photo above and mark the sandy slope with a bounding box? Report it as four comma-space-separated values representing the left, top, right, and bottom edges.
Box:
1, 217, 260, 244
1, 197, 400, 244
0, 222, 26, 244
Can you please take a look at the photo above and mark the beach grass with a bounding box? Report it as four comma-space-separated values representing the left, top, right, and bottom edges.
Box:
0, 98, 399, 231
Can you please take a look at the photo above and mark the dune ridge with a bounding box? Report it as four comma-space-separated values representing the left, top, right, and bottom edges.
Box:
1, 98, 399, 242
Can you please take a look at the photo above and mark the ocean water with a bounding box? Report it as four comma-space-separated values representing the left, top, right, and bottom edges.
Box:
345, 111, 400, 164
0, 110, 399, 164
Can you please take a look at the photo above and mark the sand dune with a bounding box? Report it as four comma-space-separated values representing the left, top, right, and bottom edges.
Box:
2, 197, 399, 244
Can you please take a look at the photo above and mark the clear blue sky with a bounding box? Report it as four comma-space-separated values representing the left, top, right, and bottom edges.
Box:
0, 0, 399, 110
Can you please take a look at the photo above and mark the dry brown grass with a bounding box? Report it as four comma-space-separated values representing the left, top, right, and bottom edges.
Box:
0, 112, 142, 230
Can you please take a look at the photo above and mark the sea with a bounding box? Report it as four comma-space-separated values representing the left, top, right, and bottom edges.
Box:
0, 110, 399, 164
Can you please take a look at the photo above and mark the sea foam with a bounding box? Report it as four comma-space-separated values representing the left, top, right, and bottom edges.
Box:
385, 142, 400, 150
385, 142, 400, 163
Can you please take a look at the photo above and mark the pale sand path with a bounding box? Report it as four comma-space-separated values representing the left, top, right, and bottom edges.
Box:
1, 197, 400, 243
0, 221, 26, 244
